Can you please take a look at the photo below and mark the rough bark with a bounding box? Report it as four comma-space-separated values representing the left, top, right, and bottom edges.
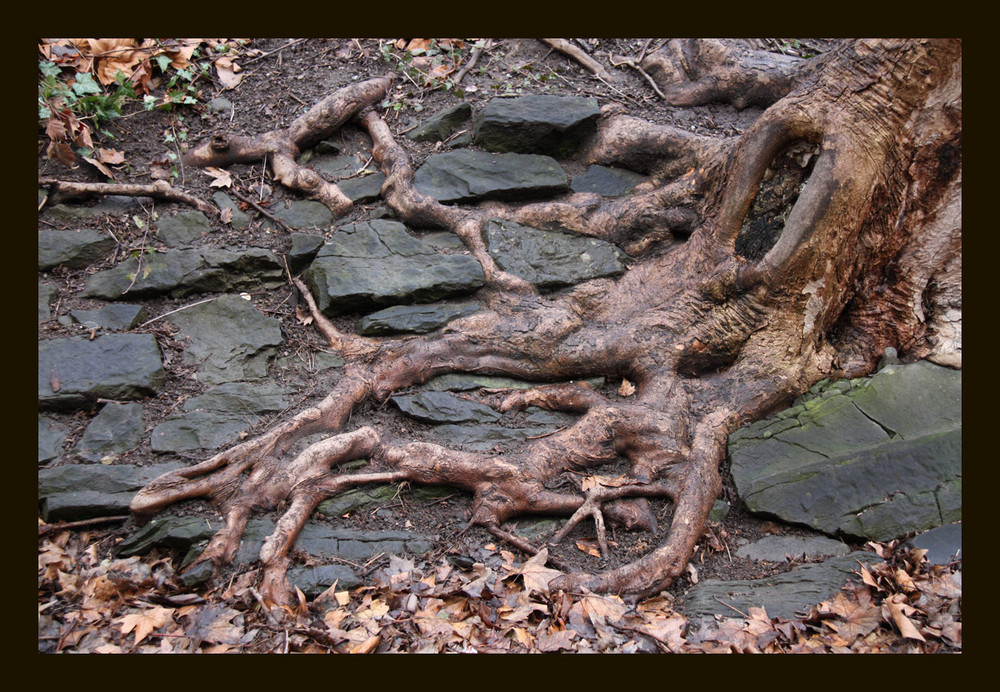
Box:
132, 39, 962, 604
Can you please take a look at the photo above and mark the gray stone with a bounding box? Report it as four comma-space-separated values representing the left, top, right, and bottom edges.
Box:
906, 523, 962, 566
735, 535, 851, 563
270, 200, 333, 229
183, 381, 292, 413
39, 416, 69, 463
168, 294, 283, 384
414, 149, 569, 204
571, 165, 647, 197
38, 333, 165, 410
38, 462, 185, 521
289, 564, 362, 597
357, 302, 480, 335
39, 284, 57, 322
156, 211, 213, 247
38, 229, 115, 270
707, 500, 730, 524
339, 171, 386, 203
207, 97, 233, 113
473, 95, 600, 156
151, 382, 292, 453
309, 153, 358, 179
427, 424, 553, 452
482, 218, 627, 289
150, 410, 258, 453
679, 551, 884, 621
42, 196, 151, 220
288, 233, 326, 273
81, 247, 285, 299
302, 220, 484, 316
391, 390, 502, 424
407, 101, 473, 142
318, 485, 400, 518
74, 402, 145, 461
118, 515, 433, 568
213, 192, 250, 229
70, 303, 147, 331
728, 361, 961, 541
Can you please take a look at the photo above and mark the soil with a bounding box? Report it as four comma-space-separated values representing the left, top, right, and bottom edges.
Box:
38, 38, 865, 601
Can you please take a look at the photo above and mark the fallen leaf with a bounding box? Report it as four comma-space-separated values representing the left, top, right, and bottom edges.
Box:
350, 634, 381, 653
97, 148, 125, 164
516, 549, 562, 595
618, 379, 636, 396
215, 56, 243, 89
118, 606, 172, 645
576, 539, 601, 557
204, 167, 233, 188
82, 155, 115, 180
884, 594, 925, 641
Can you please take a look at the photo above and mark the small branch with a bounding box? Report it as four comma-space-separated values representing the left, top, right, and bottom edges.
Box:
242, 39, 308, 67
540, 38, 619, 84
38, 179, 218, 217
230, 188, 294, 231
38, 515, 129, 536
454, 39, 493, 85
137, 297, 217, 329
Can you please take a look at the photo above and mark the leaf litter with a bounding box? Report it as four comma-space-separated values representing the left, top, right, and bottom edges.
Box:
39, 525, 960, 653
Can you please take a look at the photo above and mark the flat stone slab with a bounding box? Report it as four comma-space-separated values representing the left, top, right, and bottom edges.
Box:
39, 416, 70, 463
414, 149, 569, 204
38, 228, 115, 270
39, 284, 57, 322
735, 535, 851, 563
906, 523, 962, 566
151, 382, 292, 453
38, 462, 185, 522
74, 402, 145, 462
728, 361, 961, 541
407, 101, 472, 142
156, 211, 213, 247
678, 551, 884, 621
391, 391, 501, 424
81, 247, 285, 300
302, 219, 485, 316
39, 333, 165, 410
269, 200, 333, 230
70, 303, 147, 331
482, 218, 627, 289
571, 165, 647, 197
357, 302, 481, 335
116, 514, 433, 591
167, 295, 283, 385
473, 94, 600, 156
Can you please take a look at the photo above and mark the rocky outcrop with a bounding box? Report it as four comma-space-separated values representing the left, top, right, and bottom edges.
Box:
414, 149, 569, 203
302, 219, 485, 316
728, 361, 961, 541
38, 333, 165, 410
473, 94, 600, 156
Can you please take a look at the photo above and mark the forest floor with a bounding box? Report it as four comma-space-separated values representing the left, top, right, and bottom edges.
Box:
37, 39, 961, 654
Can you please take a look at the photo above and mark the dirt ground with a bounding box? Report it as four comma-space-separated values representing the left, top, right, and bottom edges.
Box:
39, 38, 865, 619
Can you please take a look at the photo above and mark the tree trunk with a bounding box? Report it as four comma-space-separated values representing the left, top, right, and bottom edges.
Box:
132, 39, 961, 604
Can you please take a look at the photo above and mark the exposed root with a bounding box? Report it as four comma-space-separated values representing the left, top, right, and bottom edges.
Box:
38, 178, 219, 217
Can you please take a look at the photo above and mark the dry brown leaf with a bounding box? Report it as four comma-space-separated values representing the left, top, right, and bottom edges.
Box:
82, 155, 115, 180
98, 147, 125, 164
618, 378, 636, 396
203, 167, 233, 188
350, 634, 381, 653
215, 56, 243, 89
516, 549, 563, 595
118, 605, 172, 645
575, 539, 601, 557
884, 594, 926, 642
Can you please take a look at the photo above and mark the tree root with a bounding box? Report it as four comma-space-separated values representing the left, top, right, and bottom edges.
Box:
38, 178, 219, 217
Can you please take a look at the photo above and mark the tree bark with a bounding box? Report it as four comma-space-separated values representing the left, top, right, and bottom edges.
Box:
133, 39, 961, 604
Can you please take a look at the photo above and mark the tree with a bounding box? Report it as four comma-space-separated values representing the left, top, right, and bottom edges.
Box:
130, 39, 962, 605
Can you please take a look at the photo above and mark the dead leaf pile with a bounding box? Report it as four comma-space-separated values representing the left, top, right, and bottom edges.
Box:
39, 39, 255, 169
39, 525, 960, 653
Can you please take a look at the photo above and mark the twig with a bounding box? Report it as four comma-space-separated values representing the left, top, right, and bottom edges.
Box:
137, 297, 217, 329
540, 38, 618, 84
713, 597, 750, 619
38, 179, 218, 217
230, 189, 294, 232
242, 39, 308, 67
249, 586, 280, 625
454, 39, 493, 85
39, 515, 129, 536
